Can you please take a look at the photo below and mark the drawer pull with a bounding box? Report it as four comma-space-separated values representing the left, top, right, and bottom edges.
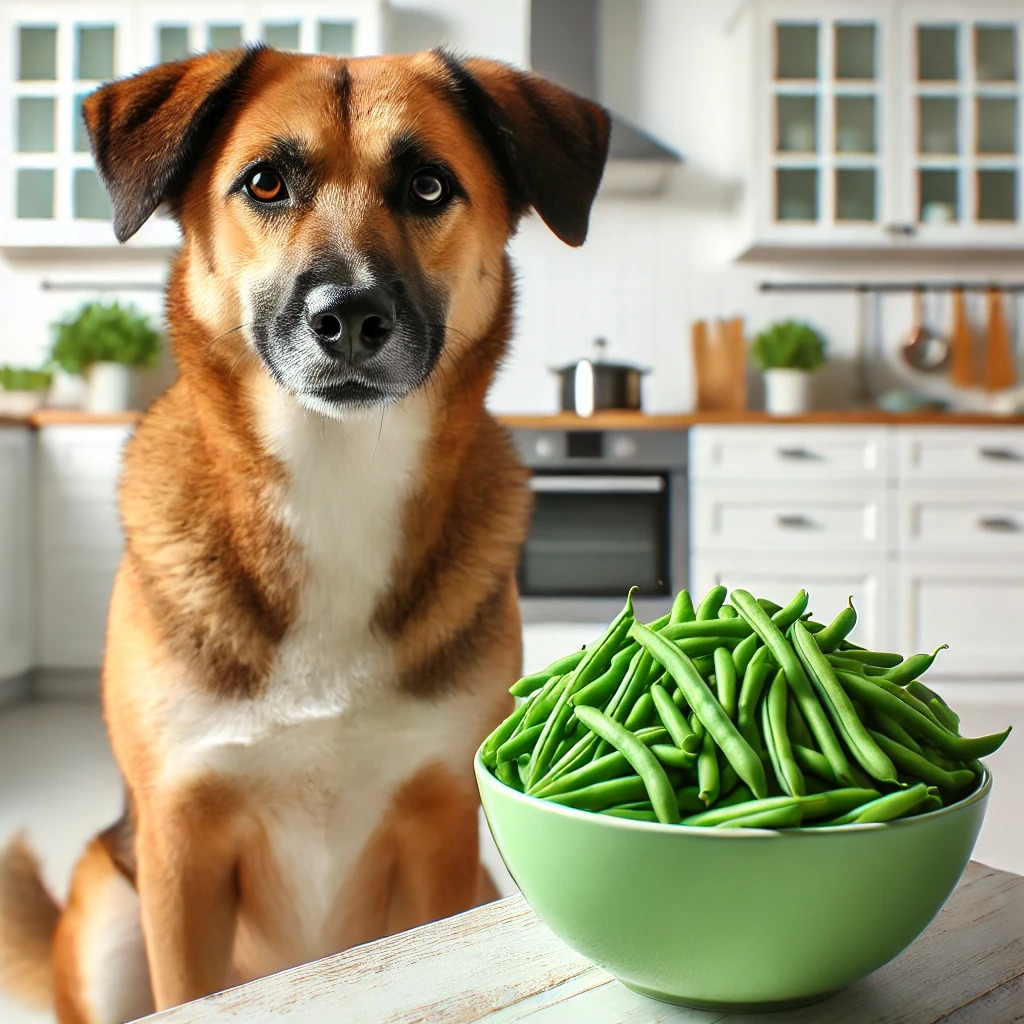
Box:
777, 447, 821, 461
978, 516, 1021, 533
978, 447, 1023, 462
776, 514, 815, 529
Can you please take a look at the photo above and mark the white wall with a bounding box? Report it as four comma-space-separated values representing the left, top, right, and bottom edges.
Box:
2, 0, 1021, 416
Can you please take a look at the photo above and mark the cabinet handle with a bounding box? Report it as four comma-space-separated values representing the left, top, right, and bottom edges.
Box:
777, 447, 820, 460
977, 516, 1021, 532
885, 222, 917, 237
978, 447, 1023, 462
776, 513, 815, 529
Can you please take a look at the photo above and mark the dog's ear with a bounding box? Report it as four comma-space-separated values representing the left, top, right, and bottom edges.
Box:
82, 47, 263, 243
438, 52, 610, 246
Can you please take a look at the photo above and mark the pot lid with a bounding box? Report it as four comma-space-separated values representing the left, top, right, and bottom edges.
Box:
550, 337, 650, 376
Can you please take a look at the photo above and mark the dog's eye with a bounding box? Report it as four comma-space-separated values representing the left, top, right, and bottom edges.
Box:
245, 166, 288, 203
409, 169, 450, 208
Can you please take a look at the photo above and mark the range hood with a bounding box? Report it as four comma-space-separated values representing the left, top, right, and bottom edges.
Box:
529, 0, 683, 193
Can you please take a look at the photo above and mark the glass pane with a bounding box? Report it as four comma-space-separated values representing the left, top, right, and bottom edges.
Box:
73, 168, 111, 220
835, 24, 876, 80
76, 26, 115, 80
977, 97, 1017, 155
836, 95, 875, 153
976, 26, 1017, 82
775, 24, 818, 79
18, 27, 57, 80
978, 170, 1017, 222
159, 26, 190, 62
73, 93, 90, 152
16, 169, 54, 219
919, 170, 959, 223
318, 22, 354, 55
919, 97, 959, 154
776, 95, 817, 153
918, 26, 958, 81
263, 23, 300, 50
17, 97, 55, 153
776, 168, 818, 221
836, 168, 876, 221
208, 25, 243, 50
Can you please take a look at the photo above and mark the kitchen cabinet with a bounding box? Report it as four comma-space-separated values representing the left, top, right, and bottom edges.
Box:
37, 425, 130, 668
0, 0, 384, 247
0, 427, 34, 681
736, 0, 1024, 254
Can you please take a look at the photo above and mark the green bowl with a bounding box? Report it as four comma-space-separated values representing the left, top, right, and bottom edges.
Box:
476, 750, 990, 1011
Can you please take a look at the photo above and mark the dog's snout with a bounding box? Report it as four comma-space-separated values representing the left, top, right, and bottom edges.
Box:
304, 284, 396, 362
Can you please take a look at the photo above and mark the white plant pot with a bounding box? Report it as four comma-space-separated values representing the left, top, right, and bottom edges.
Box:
86, 362, 132, 413
763, 368, 813, 416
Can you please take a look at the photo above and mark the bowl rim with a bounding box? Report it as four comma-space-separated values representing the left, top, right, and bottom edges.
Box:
474, 746, 992, 837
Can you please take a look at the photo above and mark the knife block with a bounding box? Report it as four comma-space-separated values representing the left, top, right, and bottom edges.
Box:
692, 318, 747, 411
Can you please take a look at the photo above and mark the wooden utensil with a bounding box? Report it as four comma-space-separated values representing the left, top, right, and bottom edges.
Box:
949, 287, 975, 388
984, 286, 1016, 392
901, 288, 950, 373
692, 318, 746, 411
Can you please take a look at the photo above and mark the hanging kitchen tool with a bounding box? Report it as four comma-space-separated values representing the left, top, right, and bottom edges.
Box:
983, 286, 1016, 392
551, 337, 649, 416
900, 287, 951, 373
949, 287, 976, 388
692, 318, 746, 411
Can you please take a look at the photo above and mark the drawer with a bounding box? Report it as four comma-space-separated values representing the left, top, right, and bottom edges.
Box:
898, 559, 1024, 678
692, 483, 891, 552
900, 489, 1024, 554
899, 428, 1024, 483
38, 426, 130, 490
690, 426, 891, 482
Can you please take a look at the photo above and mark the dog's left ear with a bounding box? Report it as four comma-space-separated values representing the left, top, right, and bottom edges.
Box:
439, 53, 610, 246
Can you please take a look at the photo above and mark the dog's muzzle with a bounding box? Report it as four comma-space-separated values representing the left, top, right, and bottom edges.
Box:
304, 283, 397, 364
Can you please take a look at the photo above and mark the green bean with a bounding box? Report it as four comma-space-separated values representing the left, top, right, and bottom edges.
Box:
863, 675, 947, 729
834, 649, 903, 668
688, 709, 705, 740
756, 597, 783, 615
676, 786, 707, 813
905, 679, 939, 703
524, 672, 572, 727
867, 730, 978, 790
495, 724, 545, 764
718, 604, 739, 619
624, 691, 655, 731
731, 630, 762, 676
671, 685, 688, 710
731, 591, 855, 787
823, 783, 932, 825
630, 621, 768, 799
647, 612, 672, 631
482, 697, 533, 766
696, 585, 728, 620
825, 654, 889, 677
792, 743, 838, 784
573, 706, 681, 824
603, 807, 659, 821
770, 589, 810, 632
495, 758, 522, 790
785, 695, 814, 749
634, 726, 671, 745
670, 588, 696, 624
660, 620, 751, 640
803, 787, 883, 818
714, 646, 738, 719
870, 711, 924, 755
546, 775, 649, 811
765, 668, 805, 796
792, 621, 898, 784
650, 682, 702, 754
883, 646, 949, 685
737, 646, 771, 748
682, 793, 827, 827
570, 646, 637, 708
523, 695, 575, 789
532, 750, 630, 797
713, 804, 804, 829
509, 648, 587, 697
835, 670, 1011, 759
927, 699, 959, 735
651, 744, 699, 769
697, 730, 720, 806
811, 599, 857, 653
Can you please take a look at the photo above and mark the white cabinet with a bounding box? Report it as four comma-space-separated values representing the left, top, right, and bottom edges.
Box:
0, 0, 384, 247
37, 425, 130, 668
736, 0, 1024, 253
0, 428, 34, 680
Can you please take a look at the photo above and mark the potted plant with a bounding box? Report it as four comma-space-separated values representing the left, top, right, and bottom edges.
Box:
0, 365, 53, 415
50, 302, 161, 413
751, 319, 827, 416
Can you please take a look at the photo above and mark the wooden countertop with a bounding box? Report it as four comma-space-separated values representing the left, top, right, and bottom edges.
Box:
0, 409, 143, 427
142, 861, 1022, 1023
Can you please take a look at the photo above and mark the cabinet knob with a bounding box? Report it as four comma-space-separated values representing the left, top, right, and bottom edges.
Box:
776, 446, 819, 460
977, 516, 1021, 532
776, 513, 815, 529
534, 437, 556, 459
885, 222, 917, 237
609, 435, 638, 459
978, 446, 1022, 462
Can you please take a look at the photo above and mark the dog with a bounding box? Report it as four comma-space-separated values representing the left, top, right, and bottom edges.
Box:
0, 46, 608, 1023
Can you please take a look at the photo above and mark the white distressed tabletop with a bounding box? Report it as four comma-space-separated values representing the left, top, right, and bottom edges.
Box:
139, 861, 1023, 1024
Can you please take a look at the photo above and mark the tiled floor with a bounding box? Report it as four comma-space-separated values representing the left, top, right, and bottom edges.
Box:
1, 691, 1021, 1024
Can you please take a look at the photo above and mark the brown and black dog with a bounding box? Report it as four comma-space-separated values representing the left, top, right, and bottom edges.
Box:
0, 47, 608, 1023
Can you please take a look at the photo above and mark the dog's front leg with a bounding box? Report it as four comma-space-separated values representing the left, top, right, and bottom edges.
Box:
136, 801, 239, 1009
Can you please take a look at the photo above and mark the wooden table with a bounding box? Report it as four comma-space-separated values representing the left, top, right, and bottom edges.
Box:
141, 862, 1023, 1023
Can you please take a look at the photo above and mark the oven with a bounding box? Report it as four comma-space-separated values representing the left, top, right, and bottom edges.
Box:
509, 428, 688, 626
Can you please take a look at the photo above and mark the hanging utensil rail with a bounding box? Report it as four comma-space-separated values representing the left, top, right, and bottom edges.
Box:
759, 281, 1024, 294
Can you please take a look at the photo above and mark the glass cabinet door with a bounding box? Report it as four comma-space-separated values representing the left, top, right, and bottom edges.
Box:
766, 9, 888, 237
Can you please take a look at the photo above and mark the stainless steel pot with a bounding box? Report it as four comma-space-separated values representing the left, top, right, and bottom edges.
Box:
551, 338, 648, 416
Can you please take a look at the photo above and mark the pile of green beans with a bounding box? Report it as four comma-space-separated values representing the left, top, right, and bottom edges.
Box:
481, 587, 1012, 829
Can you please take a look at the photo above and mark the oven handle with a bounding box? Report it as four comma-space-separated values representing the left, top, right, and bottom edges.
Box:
528, 475, 666, 494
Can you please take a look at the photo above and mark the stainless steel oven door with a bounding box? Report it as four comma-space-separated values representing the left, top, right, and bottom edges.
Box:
518, 473, 670, 598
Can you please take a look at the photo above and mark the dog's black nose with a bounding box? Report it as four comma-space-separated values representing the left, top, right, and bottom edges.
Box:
304, 284, 396, 362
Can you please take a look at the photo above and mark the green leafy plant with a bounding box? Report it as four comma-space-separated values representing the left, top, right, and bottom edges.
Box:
0, 365, 52, 391
751, 320, 827, 372
50, 302, 161, 374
